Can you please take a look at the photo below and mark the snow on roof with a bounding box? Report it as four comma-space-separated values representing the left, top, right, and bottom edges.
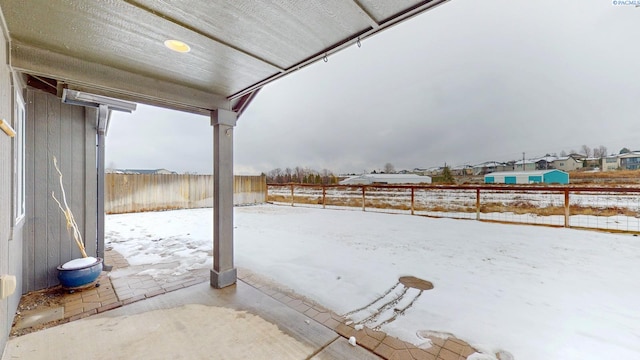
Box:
514, 159, 537, 165
552, 156, 581, 162
532, 156, 558, 162
618, 152, 640, 158
473, 161, 506, 168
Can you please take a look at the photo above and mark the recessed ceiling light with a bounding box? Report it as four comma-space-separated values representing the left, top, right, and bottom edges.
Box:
164, 39, 191, 53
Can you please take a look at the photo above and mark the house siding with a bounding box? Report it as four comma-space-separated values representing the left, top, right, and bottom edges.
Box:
552, 158, 582, 171
620, 155, 640, 170
602, 157, 619, 171
23, 89, 97, 292
1, 17, 24, 354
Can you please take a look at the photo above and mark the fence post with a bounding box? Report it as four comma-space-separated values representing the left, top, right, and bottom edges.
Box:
564, 189, 570, 228
362, 186, 366, 211
263, 175, 268, 203
322, 185, 326, 209
291, 183, 294, 207
476, 188, 480, 220
411, 187, 415, 215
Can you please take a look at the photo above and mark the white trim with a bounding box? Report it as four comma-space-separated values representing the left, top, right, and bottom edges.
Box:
13, 89, 26, 228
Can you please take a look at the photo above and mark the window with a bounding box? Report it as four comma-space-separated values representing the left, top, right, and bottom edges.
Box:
13, 91, 25, 225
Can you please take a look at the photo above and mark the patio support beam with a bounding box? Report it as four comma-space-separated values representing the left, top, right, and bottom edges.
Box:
11, 41, 230, 115
210, 109, 238, 288
96, 105, 109, 265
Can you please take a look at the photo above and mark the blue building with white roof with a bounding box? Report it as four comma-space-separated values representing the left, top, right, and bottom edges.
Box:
484, 170, 569, 185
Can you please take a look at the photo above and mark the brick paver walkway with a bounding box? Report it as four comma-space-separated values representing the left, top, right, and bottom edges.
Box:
238, 268, 479, 360
15, 248, 482, 360
104, 250, 208, 304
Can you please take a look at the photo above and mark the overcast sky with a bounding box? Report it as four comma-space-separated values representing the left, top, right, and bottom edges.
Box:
106, 0, 640, 175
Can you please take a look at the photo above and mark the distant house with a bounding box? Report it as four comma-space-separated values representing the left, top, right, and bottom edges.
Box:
450, 165, 473, 176
568, 153, 587, 162
513, 160, 537, 171
551, 157, 583, 172
601, 155, 620, 171
424, 167, 443, 176
534, 156, 557, 170
340, 174, 432, 185
618, 152, 640, 170
484, 170, 569, 185
583, 157, 600, 170
472, 161, 510, 175
114, 168, 178, 175
413, 167, 442, 176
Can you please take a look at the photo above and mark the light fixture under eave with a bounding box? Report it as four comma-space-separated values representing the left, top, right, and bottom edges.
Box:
164, 39, 191, 53
62, 89, 137, 113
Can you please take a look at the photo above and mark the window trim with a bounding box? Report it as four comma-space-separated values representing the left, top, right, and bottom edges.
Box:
13, 89, 26, 227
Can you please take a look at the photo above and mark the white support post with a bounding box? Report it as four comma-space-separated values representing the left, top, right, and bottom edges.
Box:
210, 109, 238, 288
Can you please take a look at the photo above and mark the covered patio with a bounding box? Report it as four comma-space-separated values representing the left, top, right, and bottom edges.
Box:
0, 0, 452, 357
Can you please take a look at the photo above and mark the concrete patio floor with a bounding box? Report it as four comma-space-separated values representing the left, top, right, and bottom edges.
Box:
4, 280, 379, 360
4, 249, 478, 360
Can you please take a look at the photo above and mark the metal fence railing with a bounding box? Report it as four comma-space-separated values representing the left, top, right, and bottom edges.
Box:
267, 184, 640, 233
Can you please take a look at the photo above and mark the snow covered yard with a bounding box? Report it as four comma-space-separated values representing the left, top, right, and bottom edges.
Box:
106, 204, 640, 360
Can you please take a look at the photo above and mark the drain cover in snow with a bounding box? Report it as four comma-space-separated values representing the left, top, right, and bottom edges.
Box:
399, 276, 433, 290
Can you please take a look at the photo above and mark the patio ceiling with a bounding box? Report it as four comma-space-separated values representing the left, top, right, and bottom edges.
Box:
0, 0, 449, 115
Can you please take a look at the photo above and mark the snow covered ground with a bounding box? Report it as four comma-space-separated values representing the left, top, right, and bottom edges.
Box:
106, 204, 640, 360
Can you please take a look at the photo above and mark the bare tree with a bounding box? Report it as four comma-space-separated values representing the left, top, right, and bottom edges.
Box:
267, 166, 338, 184
267, 168, 283, 183
294, 166, 305, 183
593, 145, 608, 158
580, 145, 591, 158
560, 150, 567, 157
284, 167, 292, 183
598, 145, 608, 157
321, 169, 331, 184
383, 163, 395, 174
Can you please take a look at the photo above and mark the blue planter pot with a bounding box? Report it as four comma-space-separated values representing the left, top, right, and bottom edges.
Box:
57, 257, 103, 289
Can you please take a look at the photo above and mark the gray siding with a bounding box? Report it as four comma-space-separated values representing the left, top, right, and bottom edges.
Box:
1, 18, 23, 354
23, 89, 97, 292
0, 23, 10, 354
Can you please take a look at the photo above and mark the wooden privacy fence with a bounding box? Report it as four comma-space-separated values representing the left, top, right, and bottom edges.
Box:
106, 174, 266, 214
268, 183, 640, 233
